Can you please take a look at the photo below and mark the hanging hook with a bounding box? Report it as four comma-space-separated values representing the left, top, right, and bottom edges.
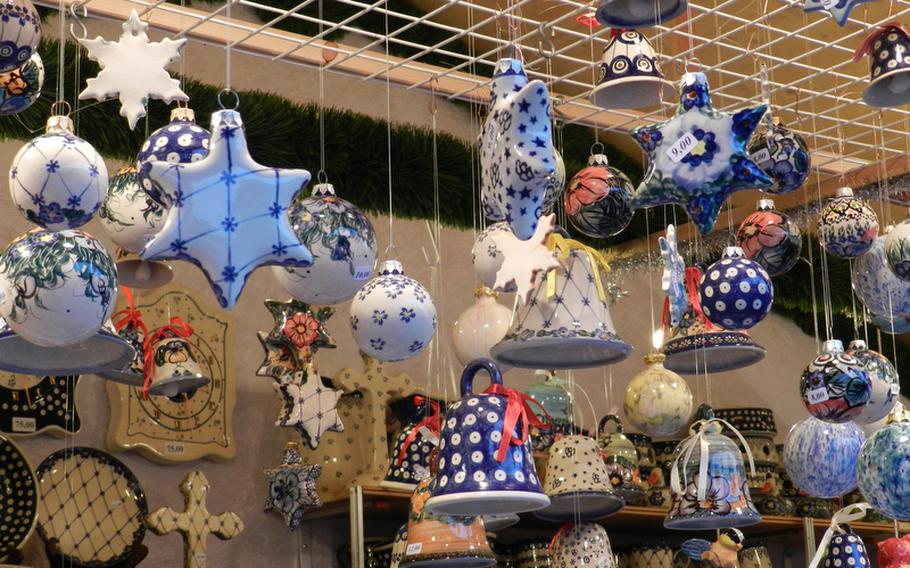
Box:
537, 21, 556, 60
68, 1, 88, 40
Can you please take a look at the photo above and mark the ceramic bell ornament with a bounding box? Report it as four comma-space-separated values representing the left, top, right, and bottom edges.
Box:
99, 287, 149, 386
275, 182, 378, 305
857, 403, 910, 520
382, 396, 441, 490
807, 503, 873, 568
736, 199, 802, 277
452, 287, 512, 368
799, 339, 872, 424
665, 418, 761, 530
490, 233, 631, 369
847, 339, 900, 424
144, 320, 210, 397
564, 153, 634, 238
818, 187, 879, 259
598, 414, 645, 502
853, 23, 910, 108
853, 230, 910, 325
783, 415, 865, 498
623, 354, 693, 437
349, 260, 436, 362
0, 52, 44, 115
535, 435, 623, 522
594, 0, 686, 28
748, 119, 811, 195
699, 247, 773, 331
550, 523, 616, 568
426, 358, 550, 516
589, 31, 675, 110
137, 105, 210, 207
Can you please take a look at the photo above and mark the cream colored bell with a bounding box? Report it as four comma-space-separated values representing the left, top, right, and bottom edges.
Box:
115, 249, 173, 290
590, 31, 675, 110
146, 335, 209, 397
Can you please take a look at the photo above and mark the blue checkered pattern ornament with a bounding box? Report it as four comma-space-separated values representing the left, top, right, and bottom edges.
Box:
140, 109, 312, 309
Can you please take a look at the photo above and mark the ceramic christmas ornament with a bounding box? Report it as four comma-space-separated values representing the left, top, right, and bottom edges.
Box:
878, 534, 910, 568
660, 224, 687, 328
550, 523, 616, 568
0, 318, 133, 375
0, 433, 36, 561
137, 106, 210, 207
0, 52, 42, 115
471, 222, 513, 290
736, 199, 802, 277
856, 403, 910, 519
491, 213, 559, 304
144, 322, 210, 398
803, 0, 874, 26
680, 528, 745, 568
349, 259, 436, 362
274, 365, 344, 449
541, 149, 566, 214
99, 288, 149, 386
536, 435, 623, 522
274, 182, 377, 305
140, 109, 313, 309
78, 9, 188, 129
598, 414, 646, 502
0, 0, 40, 74
818, 187, 879, 259
807, 503, 872, 568
623, 354, 693, 437
480, 58, 557, 240
590, 30, 675, 110
257, 299, 336, 377
853, 23, 910, 107
564, 153, 635, 238
886, 212, 910, 281
525, 369, 578, 451
9, 114, 109, 229
426, 358, 550, 516
799, 339, 872, 423
747, 120, 811, 194
594, 0, 686, 28
699, 247, 773, 330
629, 72, 772, 235
848, 339, 900, 424
853, 232, 910, 320
382, 396, 441, 490
263, 441, 322, 531
783, 415, 865, 498
452, 288, 512, 367
871, 311, 910, 335
491, 233, 631, 369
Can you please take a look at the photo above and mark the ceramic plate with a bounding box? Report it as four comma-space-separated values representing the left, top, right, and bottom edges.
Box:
0, 433, 37, 562
35, 447, 148, 567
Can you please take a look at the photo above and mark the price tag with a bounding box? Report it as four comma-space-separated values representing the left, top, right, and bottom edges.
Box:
11, 417, 36, 433
406, 543, 422, 556
353, 266, 373, 281
194, 553, 206, 563
807, 387, 829, 405
892, 383, 901, 395
750, 148, 771, 164
164, 443, 186, 455
418, 425, 440, 446
666, 132, 699, 163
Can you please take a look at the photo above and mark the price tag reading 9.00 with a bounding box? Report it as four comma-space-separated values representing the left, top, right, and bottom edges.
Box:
666, 132, 699, 163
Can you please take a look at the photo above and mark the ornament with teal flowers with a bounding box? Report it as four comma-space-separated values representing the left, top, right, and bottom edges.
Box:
629, 72, 773, 235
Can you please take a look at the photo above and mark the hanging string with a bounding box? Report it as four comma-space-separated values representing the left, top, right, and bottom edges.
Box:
57, 0, 66, 104
225, 0, 232, 91
384, 1, 394, 251
318, 0, 326, 177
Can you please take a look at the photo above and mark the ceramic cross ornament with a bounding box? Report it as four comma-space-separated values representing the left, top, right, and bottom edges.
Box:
263, 441, 322, 531
803, 0, 874, 27
140, 109, 313, 308
275, 364, 344, 449
491, 213, 558, 303
147, 470, 243, 568
78, 10, 187, 129
630, 72, 772, 235
481, 58, 557, 240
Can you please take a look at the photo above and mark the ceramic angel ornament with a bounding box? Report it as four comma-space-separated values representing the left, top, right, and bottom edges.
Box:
78, 10, 188, 129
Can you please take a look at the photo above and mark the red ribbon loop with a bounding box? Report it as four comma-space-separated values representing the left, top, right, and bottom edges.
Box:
111, 287, 148, 338
484, 384, 551, 462
142, 317, 194, 398
548, 522, 576, 552
396, 397, 441, 466
685, 266, 716, 331
853, 21, 910, 61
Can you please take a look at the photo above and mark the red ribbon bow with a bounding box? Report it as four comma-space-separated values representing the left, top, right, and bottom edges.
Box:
396, 396, 442, 466
111, 287, 148, 338
483, 384, 551, 462
853, 21, 910, 61
685, 266, 717, 330
142, 317, 193, 398
548, 522, 576, 552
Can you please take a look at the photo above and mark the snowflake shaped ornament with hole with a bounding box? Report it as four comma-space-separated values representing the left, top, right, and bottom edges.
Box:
481, 58, 558, 241
140, 109, 313, 308
275, 365, 343, 449
630, 72, 772, 235
803, 0, 875, 27
491, 213, 559, 304
659, 224, 689, 328
78, 10, 188, 130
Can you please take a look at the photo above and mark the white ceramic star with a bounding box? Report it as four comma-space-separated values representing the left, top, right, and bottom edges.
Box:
78, 10, 188, 130
275, 367, 344, 449
491, 213, 558, 304
660, 224, 689, 328
141, 110, 313, 308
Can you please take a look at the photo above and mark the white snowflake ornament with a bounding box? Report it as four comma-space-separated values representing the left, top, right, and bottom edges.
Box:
78, 10, 188, 129
491, 213, 559, 304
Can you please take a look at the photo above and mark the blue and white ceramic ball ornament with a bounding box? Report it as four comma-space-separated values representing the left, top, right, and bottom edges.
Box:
0, 0, 40, 74
471, 222, 514, 290
136, 106, 210, 207
0, 229, 118, 347
698, 247, 773, 330
747, 120, 811, 195
9, 115, 109, 230
818, 187, 879, 259
0, 52, 43, 115
847, 339, 900, 425
885, 212, 910, 282
99, 166, 167, 254
857, 403, 910, 520
852, 232, 910, 323
799, 339, 872, 424
783, 415, 865, 499
274, 183, 378, 305
350, 260, 436, 362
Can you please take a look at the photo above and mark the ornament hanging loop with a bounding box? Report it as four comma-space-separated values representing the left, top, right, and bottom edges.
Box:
316, 170, 328, 184
590, 141, 605, 156
217, 88, 240, 110
68, 1, 88, 40
50, 100, 72, 117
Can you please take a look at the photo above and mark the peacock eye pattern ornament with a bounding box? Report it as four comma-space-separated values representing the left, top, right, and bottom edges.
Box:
698, 247, 773, 331
136, 107, 210, 208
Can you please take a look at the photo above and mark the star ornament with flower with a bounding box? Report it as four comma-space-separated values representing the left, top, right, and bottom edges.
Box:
78, 10, 188, 129
264, 442, 323, 530
630, 73, 772, 235
275, 366, 344, 449
141, 110, 313, 308
256, 299, 335, 379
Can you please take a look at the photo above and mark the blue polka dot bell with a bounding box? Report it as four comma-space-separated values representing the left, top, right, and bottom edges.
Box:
698, 247, 773, 330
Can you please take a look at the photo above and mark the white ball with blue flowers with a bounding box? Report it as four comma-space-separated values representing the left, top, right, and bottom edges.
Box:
350, 259, 436, 362
698, 246, 773, 330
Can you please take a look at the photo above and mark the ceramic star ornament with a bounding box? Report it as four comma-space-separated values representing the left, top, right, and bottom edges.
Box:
630, 73, 772, 235
660, 224, 689, 328
803, 0, 875, 27
275, 365, 344, 449
264, 442, 322, 531
256, 299, 335, 379
78, 10, 188, 129
481, 58, 558, 241
141, 110, 313, 308
491, 213, 559, 304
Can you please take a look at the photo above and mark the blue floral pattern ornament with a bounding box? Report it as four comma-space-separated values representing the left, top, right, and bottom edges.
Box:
799, 340, 872, 424
471, 222, 513, 290
783, 416, 864, 499
0, 0, 40, 74
698, 247, 773, 330
885, 213, 910, 281
481, 58, 557, 241
136, 106, 210, 207
99, 166, 167, 254
818, 187, 879, 259
629, 73, 772, 235
9, 115, 109, 230
0, 52, 42, 115
856, 404, 910, 520
748, 121, 811, 194
349, 260, 436, 362
847, 340, 899, 425
140, 109, 312, 309
803, 0, 874, 27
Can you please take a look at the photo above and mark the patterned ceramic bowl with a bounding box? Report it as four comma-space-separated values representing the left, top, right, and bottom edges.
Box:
714, 408, 777, 436
738, 435, 780, 466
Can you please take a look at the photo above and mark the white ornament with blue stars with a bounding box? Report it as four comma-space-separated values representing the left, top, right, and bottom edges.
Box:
803, 0, 874, 27
481, 58, 557, 241
8, 114, 109, 229
140, 108, 313, 309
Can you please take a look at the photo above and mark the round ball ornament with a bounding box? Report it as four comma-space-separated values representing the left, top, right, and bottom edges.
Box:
818, 187, 879, 259
274, 182, 377, 305
563, 153, 634, 238
0, 0, 40, 74
799, 339, 872, 423
451, 287, 512, 368
852, 232, 910, 320
856, 404, 910, 520
623, 353, 693, 437
99, 166, 167, 253
9, 114, 109, 230
783, 416, 865, 499
350, 259, 436, 362
136, 106, 210, 207
0, 51, 42, 115
698, 247, 773, 330
747, 120, 811, 195
0, 229, 118, 347
848, 339, 899, 425
885, 212, 910, 281
471, 222, 513, 290
735, 199, 802, 277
